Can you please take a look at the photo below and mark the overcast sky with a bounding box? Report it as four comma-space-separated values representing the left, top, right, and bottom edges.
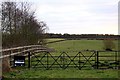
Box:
2, 0, 119, 34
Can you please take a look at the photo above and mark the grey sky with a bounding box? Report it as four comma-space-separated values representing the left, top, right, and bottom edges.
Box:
2, 0, 119, 34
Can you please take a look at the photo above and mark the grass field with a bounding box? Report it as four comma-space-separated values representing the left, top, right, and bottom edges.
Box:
3, 39, 119, 79
4, 68, 119, 78
45, 38, 65, 43
47, 39, 118, 52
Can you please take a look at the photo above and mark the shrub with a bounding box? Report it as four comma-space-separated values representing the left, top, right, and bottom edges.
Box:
103, 39, 116, 51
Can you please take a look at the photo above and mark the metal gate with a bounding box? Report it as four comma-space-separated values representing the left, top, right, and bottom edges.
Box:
29, 51, 119, 70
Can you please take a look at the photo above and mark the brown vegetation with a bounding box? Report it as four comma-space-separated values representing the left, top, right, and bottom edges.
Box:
103, 39, 116, 51
2, 57, 12, 73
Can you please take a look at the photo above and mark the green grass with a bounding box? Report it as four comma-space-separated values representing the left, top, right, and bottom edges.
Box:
3, 40, 119, 79
47, 40, 118, 52
3, 68, 119, 78
45, 38, 65, 43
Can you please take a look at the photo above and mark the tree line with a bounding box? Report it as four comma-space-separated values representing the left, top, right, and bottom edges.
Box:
1, 2, 47, 48
46, 33, 119, 40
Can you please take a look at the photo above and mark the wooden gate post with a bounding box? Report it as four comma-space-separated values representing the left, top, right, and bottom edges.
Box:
28, 52, 31, 69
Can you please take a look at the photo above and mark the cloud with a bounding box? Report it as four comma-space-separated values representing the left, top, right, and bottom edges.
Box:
31, 0, 119, 34
1, 0, 118, 34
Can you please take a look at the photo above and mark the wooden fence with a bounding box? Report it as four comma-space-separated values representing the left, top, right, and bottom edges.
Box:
0, 45, 52, 67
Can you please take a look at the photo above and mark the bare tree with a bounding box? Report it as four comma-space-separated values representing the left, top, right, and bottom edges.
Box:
1, 2, 47, 48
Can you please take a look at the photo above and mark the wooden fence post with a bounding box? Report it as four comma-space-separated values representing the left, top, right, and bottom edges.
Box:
28, 52, 30, 69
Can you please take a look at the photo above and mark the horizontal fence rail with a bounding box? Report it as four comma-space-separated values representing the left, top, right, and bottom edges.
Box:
0, 45, 53, 58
